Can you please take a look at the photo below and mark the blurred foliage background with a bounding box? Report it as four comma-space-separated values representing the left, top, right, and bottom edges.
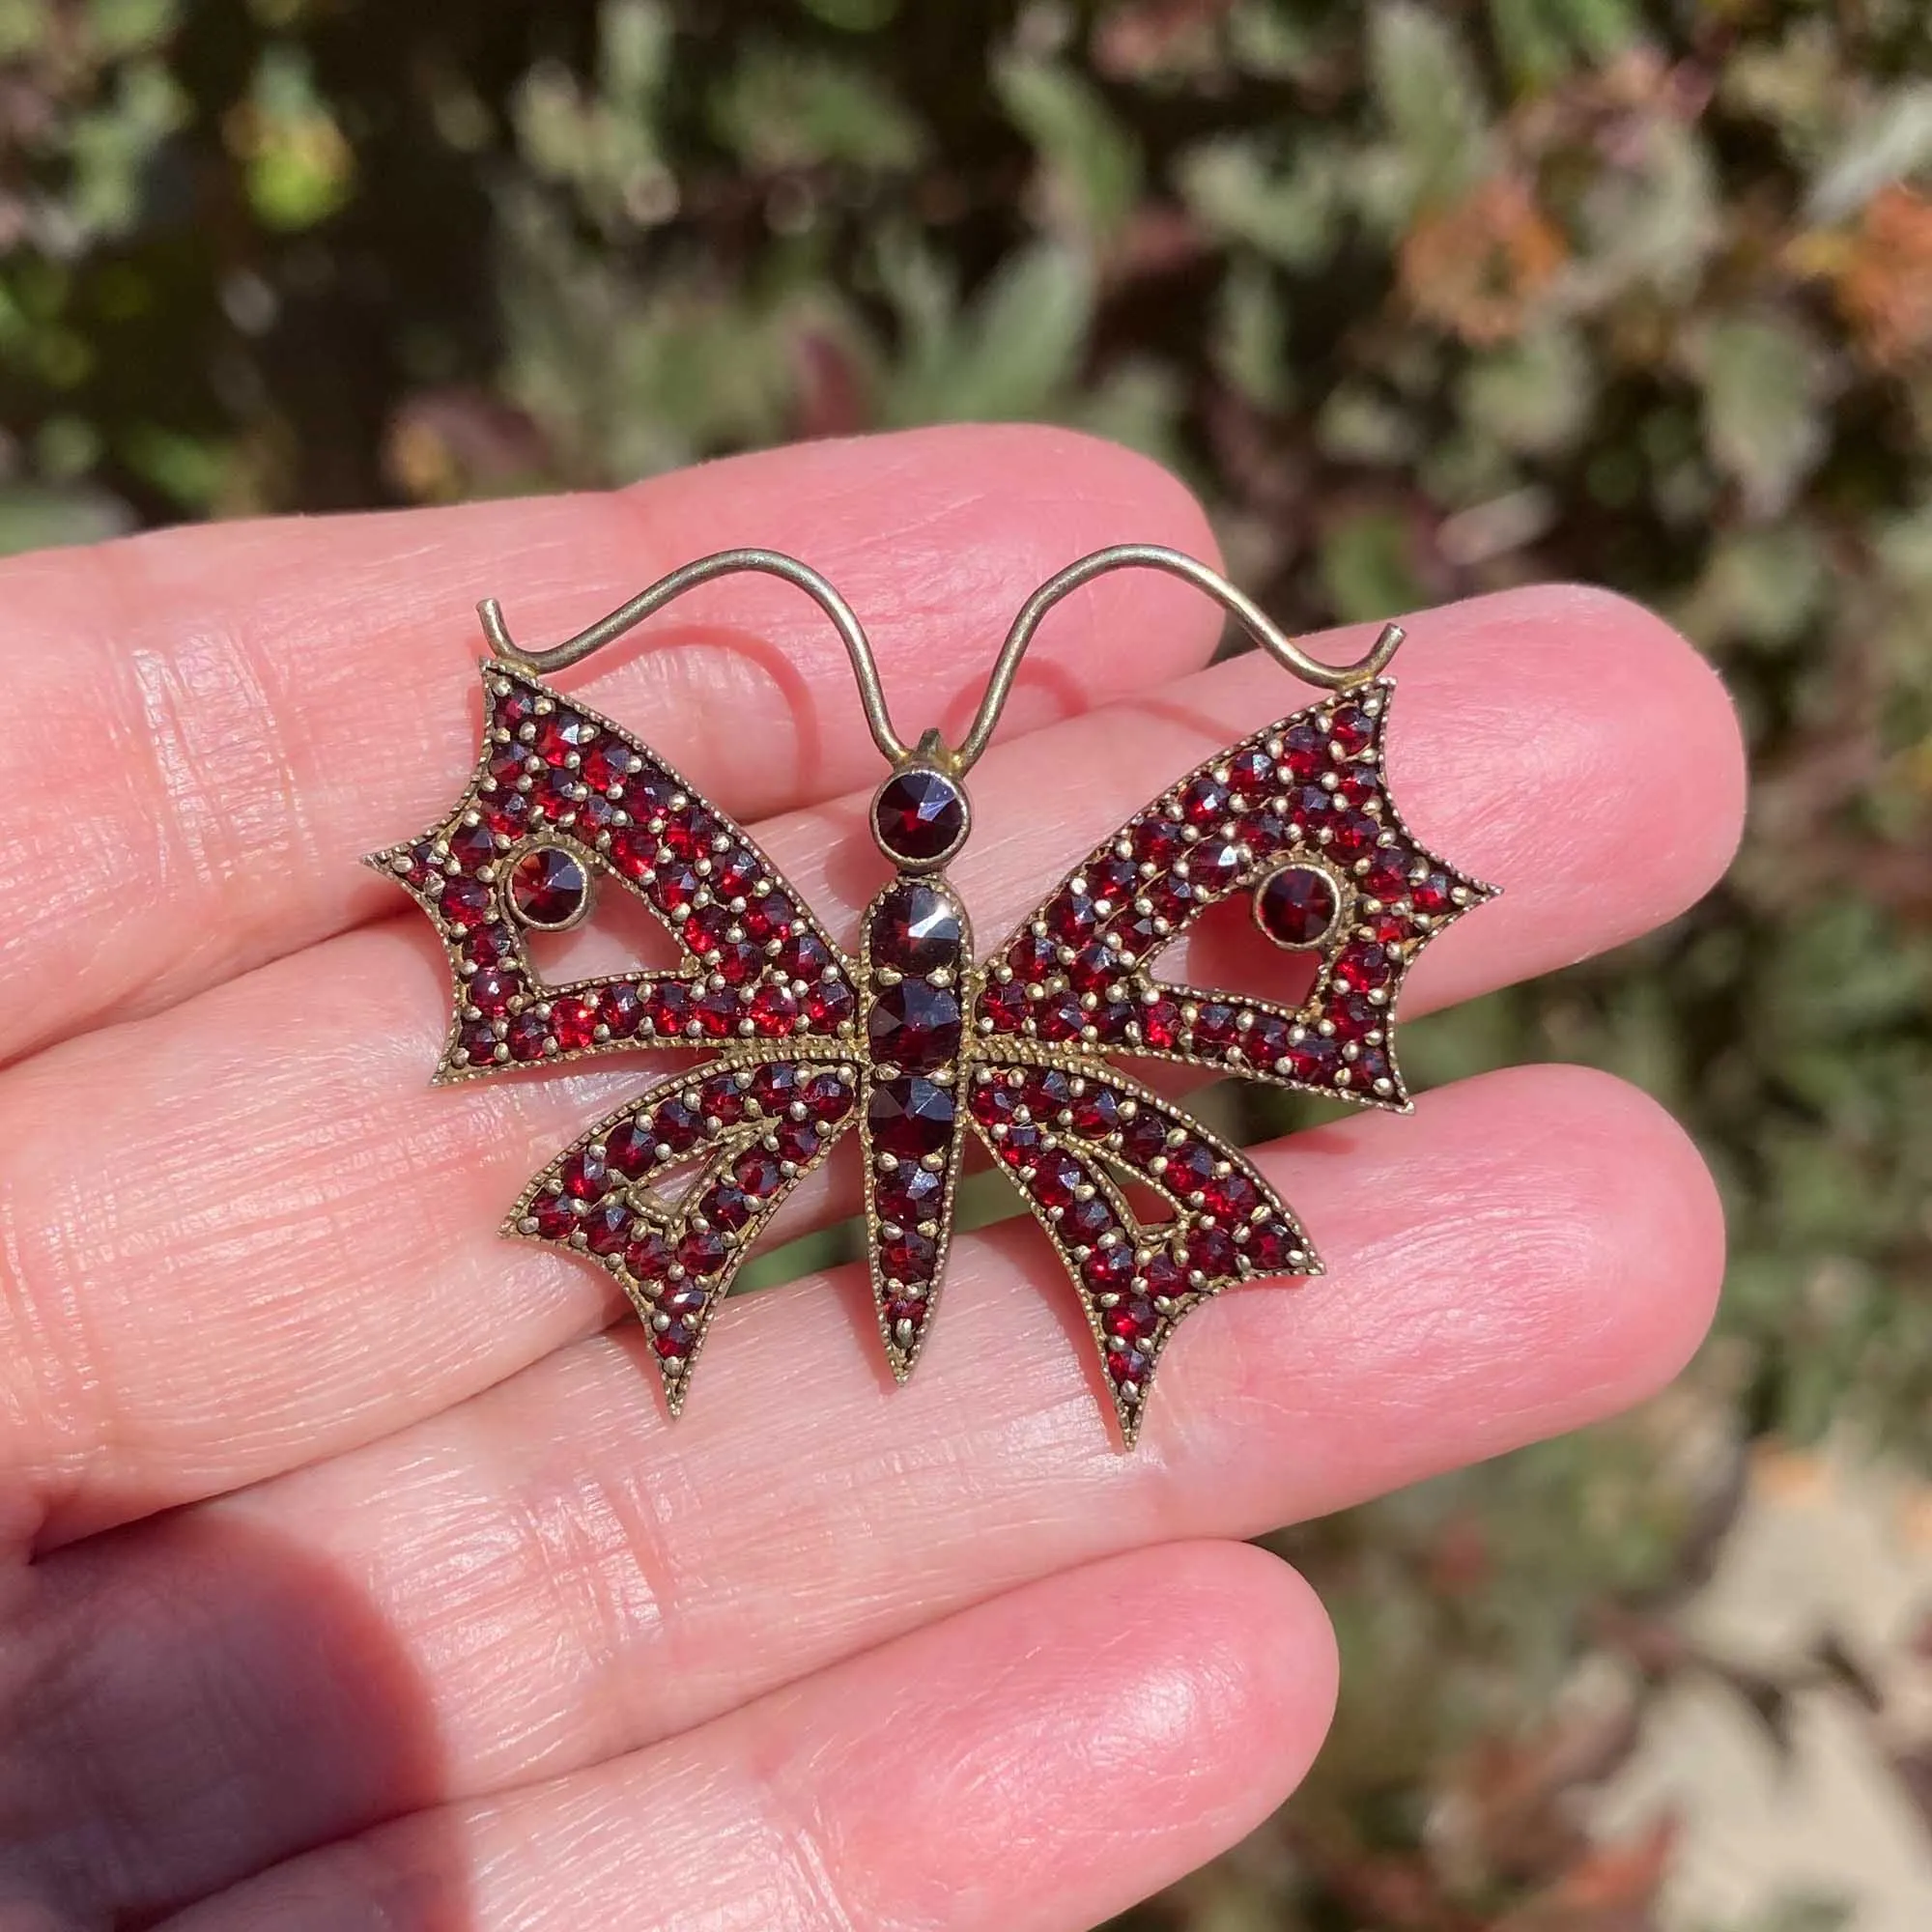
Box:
6, 0, 1932, 1925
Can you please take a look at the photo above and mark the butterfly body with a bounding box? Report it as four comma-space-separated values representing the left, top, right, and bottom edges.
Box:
369, 647, 1492, 1444
855, 875, 974, 1379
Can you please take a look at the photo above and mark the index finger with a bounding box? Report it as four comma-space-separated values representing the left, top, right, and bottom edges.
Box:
0, 425, 1215, 1065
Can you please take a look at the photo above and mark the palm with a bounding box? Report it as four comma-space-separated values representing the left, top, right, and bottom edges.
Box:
0, 427, 1738, 1930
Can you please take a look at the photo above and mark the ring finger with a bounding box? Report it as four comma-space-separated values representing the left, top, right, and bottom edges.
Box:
156, 1542, 1337, 1932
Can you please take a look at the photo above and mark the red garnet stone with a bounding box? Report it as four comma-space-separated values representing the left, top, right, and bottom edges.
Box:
867, 1076, 956, 1158
871, 766, 968, 868
867, 980, 963, 1072
1255, 863, 1340, 949
870, 880, 963, 974
508, 843, 591, 929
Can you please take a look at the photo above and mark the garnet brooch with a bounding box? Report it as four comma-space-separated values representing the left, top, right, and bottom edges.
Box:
367, 547, 1494, 1443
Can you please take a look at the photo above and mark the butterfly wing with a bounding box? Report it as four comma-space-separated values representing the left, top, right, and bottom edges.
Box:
971, 678, 1493, 1108
966, 1053, 1315, 1443
366, 662, 860, 1082
506, 1057, 860, 1412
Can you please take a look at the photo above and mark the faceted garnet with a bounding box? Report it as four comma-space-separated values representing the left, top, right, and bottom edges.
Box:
867, 1076, 956, 1158
869, 879, 964, 975
1255, 863, 1340, 949
508, 843, 591, 929
867, 980, 962, 1072
871, 766, 968, 867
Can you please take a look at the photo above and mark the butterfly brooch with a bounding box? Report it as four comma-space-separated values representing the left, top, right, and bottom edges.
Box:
367, 546, 1494, 1444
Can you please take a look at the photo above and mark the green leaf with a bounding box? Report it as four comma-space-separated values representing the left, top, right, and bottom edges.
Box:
0, 0, 50, 60
1570, 116, 1719, 298
869, 221, 957, 369
1680, 526, 1829, 652
881, 238, 1094, 424
33, 413, 100, 481
1175, 135, 1344, 269
1695, 312, 1831, 521
599, 0, 672, 112
1488, 0, 1640, 93
1227, 3, 1318, 81
1318, 506, 1426, 620
1067, 355, 1184, 466
994, 54, 1141, 245
1211, 257, 1293, 411
119, 424, 232, 510
66, 57, 189, 239
1807, 81, 1932, 222
1367, 0, 1489, 209
1317, 382, 1418, 466
86, 0, 177, 57
236, 44, 355, 232
710, 43, 925, 173
1719, 19, 1842, 163
1458, 323, 1594, 457
0, 483, 134, 556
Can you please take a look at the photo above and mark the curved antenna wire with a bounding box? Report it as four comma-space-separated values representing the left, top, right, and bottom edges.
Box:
954, 543, 1406, 774
478, 548, 911, 768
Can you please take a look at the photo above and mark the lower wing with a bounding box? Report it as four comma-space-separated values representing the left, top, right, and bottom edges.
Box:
967, 1051, 1316, 1444
505, 1055, 859, 1414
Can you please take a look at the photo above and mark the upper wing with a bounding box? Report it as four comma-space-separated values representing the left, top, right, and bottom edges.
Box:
970, 678, 1493, 1110
367, 662, 859, 1082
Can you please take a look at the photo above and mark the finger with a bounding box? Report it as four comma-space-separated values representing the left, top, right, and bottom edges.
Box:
155, 1542, 1332, 1932
0, 581, 1741, 1540
22, 1067, 1716, 1898
0, 425, 1215, 1064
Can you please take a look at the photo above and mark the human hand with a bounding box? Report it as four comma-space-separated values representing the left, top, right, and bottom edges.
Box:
0, 427, 1742, 1930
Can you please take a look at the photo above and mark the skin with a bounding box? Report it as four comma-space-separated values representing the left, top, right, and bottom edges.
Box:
0, 425, 1745, 1932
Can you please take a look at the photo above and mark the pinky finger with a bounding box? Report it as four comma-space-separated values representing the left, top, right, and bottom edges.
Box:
160, 1542, 1337, 1932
